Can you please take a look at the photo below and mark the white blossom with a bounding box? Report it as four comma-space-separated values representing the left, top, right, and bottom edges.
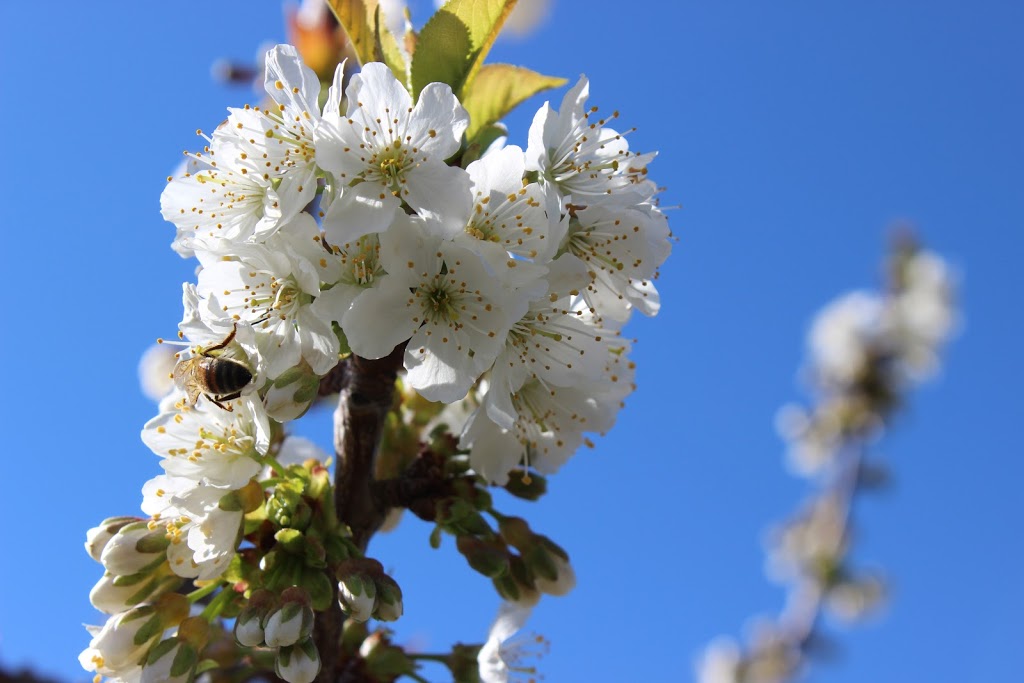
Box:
79, 608, 162, 682
526, 76, 654, 215
193, 215, 339, 379
562, 203, 671, 321
477, 602, 543, 683
315, 62, 472, 238
344, 216, 526, 403
456, 145, 558, 288
808, 290, 886, 389
141, 395, 270, 490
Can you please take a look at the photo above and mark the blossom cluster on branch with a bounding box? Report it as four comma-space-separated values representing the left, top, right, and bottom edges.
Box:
697, 238, 956, 683
79, 2, 671, 681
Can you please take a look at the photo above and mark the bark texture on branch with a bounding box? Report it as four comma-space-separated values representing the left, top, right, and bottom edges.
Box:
314, 346, 404, 683
333, 346, 405, 551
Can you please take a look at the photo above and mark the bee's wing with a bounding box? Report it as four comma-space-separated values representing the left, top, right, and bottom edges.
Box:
172, 360, 202, 405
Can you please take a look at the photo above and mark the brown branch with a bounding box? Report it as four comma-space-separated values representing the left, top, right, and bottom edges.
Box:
333, 345, 406, 550
314, 345, 405, 683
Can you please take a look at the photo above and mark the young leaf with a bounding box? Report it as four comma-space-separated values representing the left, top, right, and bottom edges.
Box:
411, 0, 517, 99
462, 64, 566, 141
327, 0, 378, 66
462, 123, 508, 167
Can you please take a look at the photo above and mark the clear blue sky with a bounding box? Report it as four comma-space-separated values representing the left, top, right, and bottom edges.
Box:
1, 1, 1021, 681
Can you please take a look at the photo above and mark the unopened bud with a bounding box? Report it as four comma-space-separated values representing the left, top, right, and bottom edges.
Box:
496, 516, 532, 550
338, 573, 377, 623
264, 363, 320, 422
275, 637, 321, 683
80, 604, 165, 673
90, 570, 181, 615
141, 641, 195, 683
218, 480, 265, 514
437, 499, 492, 536
265, 588, 315, 648
360, 632, 414, 677
274, 528, 323, 564
457, 536, 511, 578
234, 589, 275, 647
141, 636, 199, 683
101, 524, 169, 576
533, 551, 575, 597
85, 517, 140, 562
372, 575, 403, 622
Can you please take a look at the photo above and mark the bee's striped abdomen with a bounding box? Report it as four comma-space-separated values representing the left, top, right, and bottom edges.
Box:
201, 357, 253, 396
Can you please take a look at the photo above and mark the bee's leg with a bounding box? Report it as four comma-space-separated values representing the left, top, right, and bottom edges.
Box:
205, 393, 235, 412
205, 324, 239, 354
219, 391, 243, 402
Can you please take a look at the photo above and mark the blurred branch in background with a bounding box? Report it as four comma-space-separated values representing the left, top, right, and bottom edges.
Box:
697, 234, 957, 683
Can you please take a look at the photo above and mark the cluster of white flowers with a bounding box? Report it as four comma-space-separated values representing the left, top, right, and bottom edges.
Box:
157, 43, 669, 486
782, 248, 956, 475
83, 41, 669, 683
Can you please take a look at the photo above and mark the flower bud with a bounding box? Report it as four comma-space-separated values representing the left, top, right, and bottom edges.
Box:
372, 575, 403, 622
360, 632, 415, 678
264, 362, 320, 422
217, 480, 265, 514
275, 637, 321, 683
85, 517, 140, 562
338, 573, 377, 623
234, 589, 276, 647
268, 487, 313, 531
533, 551, 575, 597
89, 570, 182, 615
79, 597, 185, 677
265, 588, 315, 648
142, 623, 205, 683
101, 524, 169, 576
496, 516, 532, 551
457, 536, 511, 578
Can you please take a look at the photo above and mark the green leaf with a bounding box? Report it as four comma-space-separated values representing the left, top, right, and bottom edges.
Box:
327, 0, 379, 67
462, 123, 506, 167
462, 64, 566, 142
411, 0, 518, 99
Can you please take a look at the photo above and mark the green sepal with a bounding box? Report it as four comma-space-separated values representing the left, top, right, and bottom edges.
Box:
168, 643, 196, 679
524, 545, 558, 582
112, 569, 153, 588
492, 573, 520, 602
133, 612, 165, 647
324, 532, 358, 564
429, 525, 443, 549
195, 659, 220, 676
410, 0, 517, 99
332, 322, 352, 357
128, 576, 182, 607
135, 529, 171, 554
462, 64, 565, 142
457, 537, 509, 578
303, 569, 335, 612
144, 637, 179, 666
275, 528, 306, 555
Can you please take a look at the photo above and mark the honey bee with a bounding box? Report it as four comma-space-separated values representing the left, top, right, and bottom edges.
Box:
172, 325, 253, 411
